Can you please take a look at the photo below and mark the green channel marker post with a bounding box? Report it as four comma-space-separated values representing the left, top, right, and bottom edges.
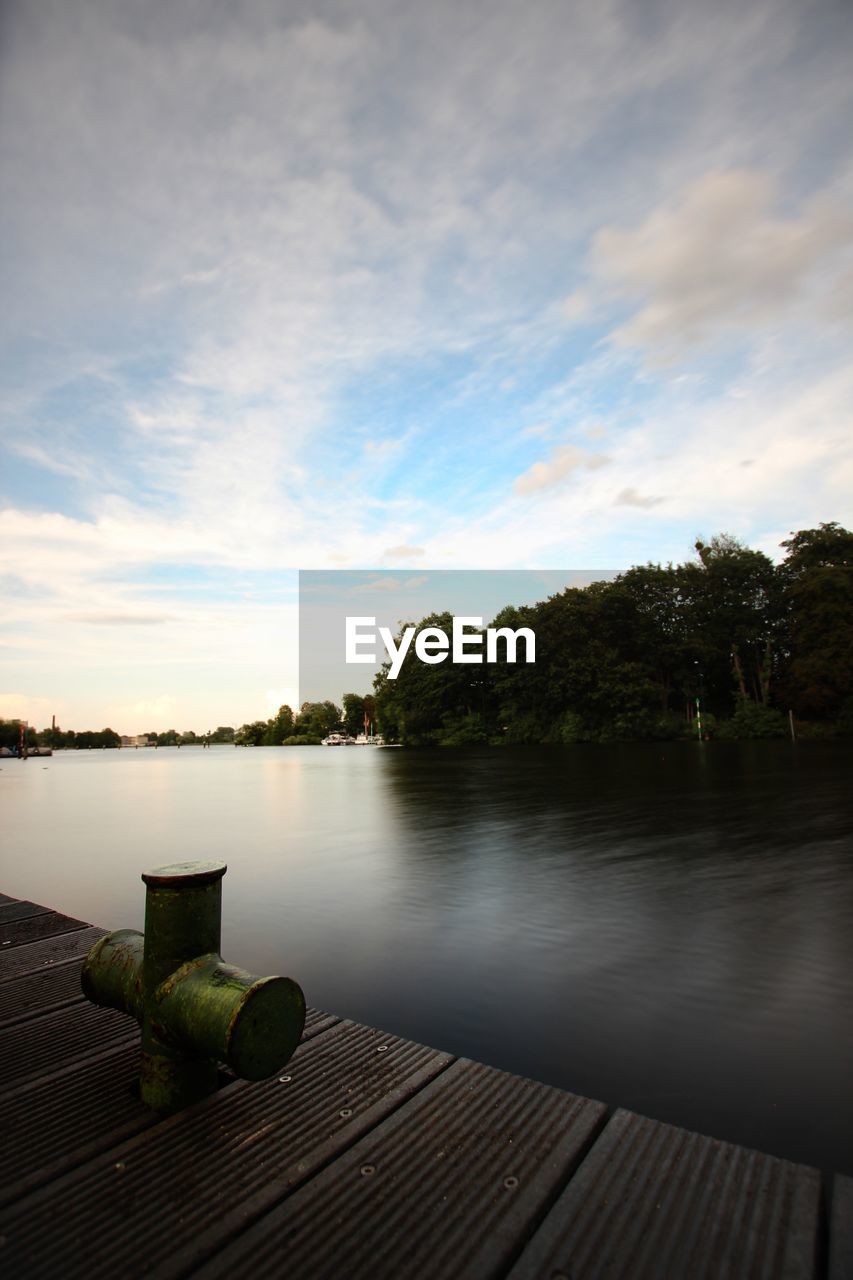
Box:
81, 861, 306, 1114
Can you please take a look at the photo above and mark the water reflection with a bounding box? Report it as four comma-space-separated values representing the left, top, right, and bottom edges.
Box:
2, 741, 851, 1173
373, 743, 853, 1173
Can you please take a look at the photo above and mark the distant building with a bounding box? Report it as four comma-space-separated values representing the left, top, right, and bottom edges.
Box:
120, 735, 155, 748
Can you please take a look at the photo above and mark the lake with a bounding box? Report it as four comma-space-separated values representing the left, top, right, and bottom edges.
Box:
2, 739, 852, 1175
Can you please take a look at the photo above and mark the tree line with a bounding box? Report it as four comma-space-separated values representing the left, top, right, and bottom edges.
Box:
235, 694, 376, 745
0, 724, 239, 753
0, 723, 124, 752
373, 523, 853, 745
5, 524, 848, 752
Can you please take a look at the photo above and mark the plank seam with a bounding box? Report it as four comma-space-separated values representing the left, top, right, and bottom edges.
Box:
0, 952, 91, 983
164, 1051, 459, 1279
0, 905, 53, 922
0, 921, 92, 958
0, 1026, 139, 1091
0, 1036, 137, 1101
0, 993, 86, 1032
0, 1111, 157, 1212
496, 1100, 614, 1278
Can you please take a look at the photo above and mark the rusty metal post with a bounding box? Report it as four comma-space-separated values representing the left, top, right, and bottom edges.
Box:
81, 861, 305, 1115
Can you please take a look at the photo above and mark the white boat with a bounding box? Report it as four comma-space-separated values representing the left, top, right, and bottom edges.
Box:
320, 732, 356, 746
354, 732, 385, 746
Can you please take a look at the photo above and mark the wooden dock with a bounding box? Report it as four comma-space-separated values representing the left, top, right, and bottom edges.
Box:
2, 891, 851, 1279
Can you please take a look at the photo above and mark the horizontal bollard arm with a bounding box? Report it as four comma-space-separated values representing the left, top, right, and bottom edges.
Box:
151, 955, 305, 1080
81, 929, 145, 1022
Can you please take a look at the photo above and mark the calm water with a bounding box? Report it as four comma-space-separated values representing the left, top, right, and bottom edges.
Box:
2, 741, 852, 1174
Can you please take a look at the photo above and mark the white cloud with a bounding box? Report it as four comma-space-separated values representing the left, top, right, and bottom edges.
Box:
10, 441, 94, 482
614, 488, 664, 508
514, 445, 610, 496
350, 575, 430, 595
589, 170, 853, 361
382, 545, 425, 560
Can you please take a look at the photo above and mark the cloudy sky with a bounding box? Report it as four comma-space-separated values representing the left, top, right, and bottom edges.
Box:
2, 0, 852, 731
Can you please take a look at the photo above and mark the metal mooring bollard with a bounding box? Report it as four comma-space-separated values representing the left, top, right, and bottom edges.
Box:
81, 860, 306, 1115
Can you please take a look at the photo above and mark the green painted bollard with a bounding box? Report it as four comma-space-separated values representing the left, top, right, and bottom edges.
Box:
81, 861, 306, 1115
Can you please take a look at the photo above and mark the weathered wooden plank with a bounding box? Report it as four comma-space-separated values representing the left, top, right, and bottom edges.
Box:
0, 909, 90, 950
0, 1000, 138, 1089
301, 1007, 341, 1040
0, 1005, 341, 1209
0, 924, 105, 980
829, 1175, 853, 1280
0, 957, 86, 1027
0, 1040, 154, 1209
0, 892, 18, 905
508, 1108, 821, 1280
0, 900, 52, 923
198, 1056, 609, 1280
1, 1019, 454, 1279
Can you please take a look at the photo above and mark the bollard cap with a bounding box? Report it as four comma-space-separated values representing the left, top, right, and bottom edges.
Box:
142, 860, 227, 888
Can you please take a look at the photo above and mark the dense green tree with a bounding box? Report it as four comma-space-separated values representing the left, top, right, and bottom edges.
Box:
71, 728, 121, 749
685, 535, 780, 714
236, 720, 269, 746
374, 526, 852, 743
264, 705, 295, 745
342, 693, 378, 737
209, 726, 235, 743
779, 522, 853, 574
342, 693, 364, 736
603, 565, 700, 717
295, 701, 341, 739
375, 613, 497, 745
715, 700, 787, 739
776, 523, 853, 719
0, 719, 39, 752
491, 588, 662, 743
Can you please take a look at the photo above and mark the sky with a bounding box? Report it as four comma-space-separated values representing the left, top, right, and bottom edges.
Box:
1, 0, 852, 732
